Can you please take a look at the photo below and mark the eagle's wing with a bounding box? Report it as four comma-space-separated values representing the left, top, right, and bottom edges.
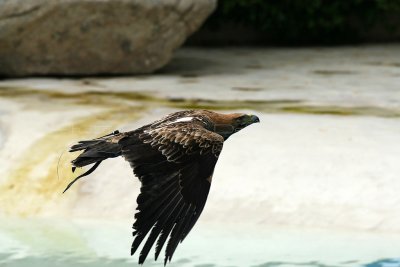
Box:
119, 123, 224, 265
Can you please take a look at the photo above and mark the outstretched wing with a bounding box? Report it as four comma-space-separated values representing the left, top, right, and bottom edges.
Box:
119, 123, 224, 265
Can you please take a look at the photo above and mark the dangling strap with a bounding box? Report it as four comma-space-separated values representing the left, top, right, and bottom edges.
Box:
63, 161, 102, 193
96, 130, 120, 140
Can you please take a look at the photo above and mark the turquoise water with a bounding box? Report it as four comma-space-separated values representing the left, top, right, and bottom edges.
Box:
0, 218, 399, 267
1, 257, 400, 267
1, 253, 399, 267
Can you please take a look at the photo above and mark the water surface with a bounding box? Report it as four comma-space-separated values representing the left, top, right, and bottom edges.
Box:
1, 218, 399, 267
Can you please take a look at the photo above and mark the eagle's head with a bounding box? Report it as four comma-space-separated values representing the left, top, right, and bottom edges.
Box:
231, 113, 260, 133
202, 111, 259, 140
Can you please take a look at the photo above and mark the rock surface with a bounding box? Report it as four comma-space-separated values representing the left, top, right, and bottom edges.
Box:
0, 0, 216, 76
1, 45, 400, 267
1, 46, 400, 233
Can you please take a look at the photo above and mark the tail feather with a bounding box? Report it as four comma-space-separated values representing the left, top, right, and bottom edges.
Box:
65, 132, 122, 192
70, 139, 121, 167
69, 140, 102, 152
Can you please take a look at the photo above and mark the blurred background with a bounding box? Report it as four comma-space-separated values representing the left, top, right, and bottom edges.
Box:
1, 0, 400, 266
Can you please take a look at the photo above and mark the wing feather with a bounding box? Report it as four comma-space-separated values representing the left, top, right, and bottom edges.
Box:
139, 200, 187, 264
164, 204, 196, 264
154, 203, 189, 260
119, 124, 223, 264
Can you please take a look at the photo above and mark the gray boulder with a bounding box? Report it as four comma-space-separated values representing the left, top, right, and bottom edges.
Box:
0, 0, 216, 76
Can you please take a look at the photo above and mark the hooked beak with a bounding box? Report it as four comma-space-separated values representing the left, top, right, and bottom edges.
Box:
250, 115, 260, 123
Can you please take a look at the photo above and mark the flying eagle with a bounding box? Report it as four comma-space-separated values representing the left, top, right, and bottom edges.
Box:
65, 110, 259, 265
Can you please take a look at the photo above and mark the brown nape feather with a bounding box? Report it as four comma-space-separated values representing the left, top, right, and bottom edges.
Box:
197, 110, 244, 126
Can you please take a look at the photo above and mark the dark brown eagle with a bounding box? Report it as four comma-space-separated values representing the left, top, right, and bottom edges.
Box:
65, 110, 259, 265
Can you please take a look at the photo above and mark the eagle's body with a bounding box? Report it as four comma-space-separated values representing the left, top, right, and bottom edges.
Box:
66, 110, 259, 265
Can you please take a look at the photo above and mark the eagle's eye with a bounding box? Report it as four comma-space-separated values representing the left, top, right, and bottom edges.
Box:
234, 116, 249, 130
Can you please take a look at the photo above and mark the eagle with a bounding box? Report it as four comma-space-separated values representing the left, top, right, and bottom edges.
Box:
65, 110, 259, 265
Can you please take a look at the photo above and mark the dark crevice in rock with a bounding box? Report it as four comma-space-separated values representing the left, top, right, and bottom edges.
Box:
1, 5, 42, 20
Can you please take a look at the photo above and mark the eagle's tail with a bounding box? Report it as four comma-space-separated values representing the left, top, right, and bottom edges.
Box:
64, 131, 122, 193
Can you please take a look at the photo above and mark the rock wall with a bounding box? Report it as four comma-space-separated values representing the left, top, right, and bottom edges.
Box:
0, 0, 216, 76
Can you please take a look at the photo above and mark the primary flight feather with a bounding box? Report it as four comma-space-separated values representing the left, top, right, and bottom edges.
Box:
65, 110, 260, 265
